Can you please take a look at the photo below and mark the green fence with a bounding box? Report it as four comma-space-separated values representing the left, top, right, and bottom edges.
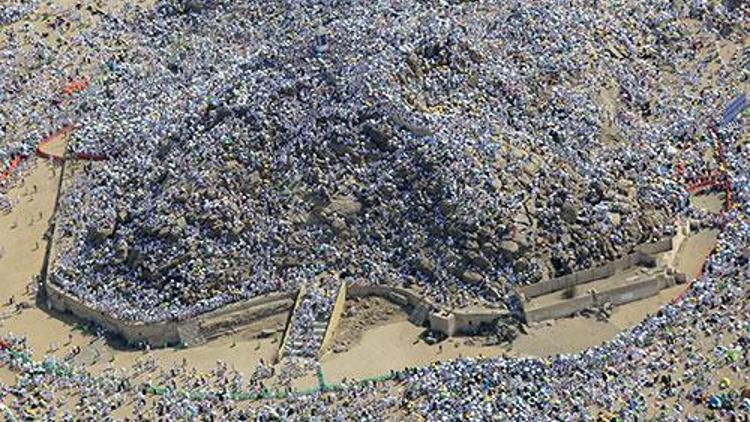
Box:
0, 345, 404, 404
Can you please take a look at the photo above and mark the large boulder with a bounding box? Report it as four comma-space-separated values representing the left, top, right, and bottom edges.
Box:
499, 240, 520, 258
324, 195, 362, 219
461, 270, 484, 284
560, 201, 578, 224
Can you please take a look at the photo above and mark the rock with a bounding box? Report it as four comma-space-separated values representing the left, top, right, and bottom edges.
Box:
389, 114, 433, 137
461, 271, 483, 284
325, 195, 362, 218
418, 255, 436, 275
499, 240, 520, 258
362, 123, 394, 151
333, 344, 348, 354
113, 238, 129, 264
608, 212, 621, 226
331, 216, 347, 234
473, 254, 491, 270
674, 272, 688, 284
481, 242, 497, 256
561, 233, 573, 246
126, 247, 144, 268
87, 221, 115, 243
185, 0, 205, 14
560, 201, 578, 224
513, 257, 528, 273
406, 53, 421, 75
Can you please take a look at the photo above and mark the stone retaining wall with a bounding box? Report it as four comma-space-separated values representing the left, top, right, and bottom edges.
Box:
521, 236, 674, 299
46, 282, 180, 347
346, 283, 511, 337
43, 223, 681, 346
319, 282, 347, 357
46, 279, 296, 348
524, 273, 673, 323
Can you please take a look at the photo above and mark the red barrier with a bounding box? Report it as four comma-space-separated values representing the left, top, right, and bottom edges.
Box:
62, 76, 90, 96
0, 155, 26, 183
35, 125, 74, 162
685, 172, 723, 194
724, 179, 732, 210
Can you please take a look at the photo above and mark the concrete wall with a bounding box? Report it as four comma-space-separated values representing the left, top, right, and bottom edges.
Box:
525, 295, 594, 323
347, 284, 423, 308
42, 229, 679, 347
596, 277, 662, 307
348, 283, 512, 337
198, 292, 296, 342
524, 274, 668, 323
428, 313, 455, 336
46, 282, 180, 347
452, 309, 512, 336
635, 237, 674, 255
319, 282, 347, 356
520, 236, 673, 299
47, 278, 296, 349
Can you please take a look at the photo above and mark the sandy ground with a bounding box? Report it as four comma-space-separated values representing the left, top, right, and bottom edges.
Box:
0, 5, 742, 418
676, 228, 720, 279
324, 296, 405, 355
691, 193, 725, 214
0, 159, 58, 307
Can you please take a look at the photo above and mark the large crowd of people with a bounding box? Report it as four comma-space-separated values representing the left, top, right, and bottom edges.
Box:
0, 0, 748, 419
4, 104, 748, 421
26, 0, 744, 323
0, 1, 39, 26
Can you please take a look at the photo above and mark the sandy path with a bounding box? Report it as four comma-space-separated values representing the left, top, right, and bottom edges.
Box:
675, 228, 719, 279
0, 159, 59, 306
321, 319, 511, 384
691, 193, 725, 214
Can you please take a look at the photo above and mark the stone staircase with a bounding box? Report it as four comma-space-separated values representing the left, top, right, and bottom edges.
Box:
280, 283, 339, 359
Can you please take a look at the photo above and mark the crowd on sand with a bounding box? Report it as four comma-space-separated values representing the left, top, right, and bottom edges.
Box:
0, 0, 748, 419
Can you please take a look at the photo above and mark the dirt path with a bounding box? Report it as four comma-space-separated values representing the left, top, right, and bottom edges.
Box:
0, 159, 59, 307
675, 228, 719, 279
691, 193, 725, 214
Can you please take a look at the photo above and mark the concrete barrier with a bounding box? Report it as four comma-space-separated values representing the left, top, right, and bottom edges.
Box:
46, 280, 298, 348
197, 292, 296, 342
451, 308, 512, 336
520, 238, 673, 299
525, 295, 594, 323
348, 282, 512, 337
524, 274, 669, 323
46, 282, 180, 347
